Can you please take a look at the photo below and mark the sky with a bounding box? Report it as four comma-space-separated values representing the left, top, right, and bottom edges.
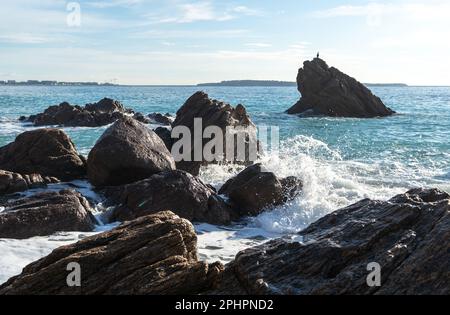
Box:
0, 0, 449, 85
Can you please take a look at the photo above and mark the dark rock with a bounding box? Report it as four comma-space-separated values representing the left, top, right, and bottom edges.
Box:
0, 211, 223, 295
172, 92, 258, 176
219, 164, 302, 216
287, 58, 395, 118
18, 116, 27, 121
154, 127, 174, 152
26, 98, 134, 127
0, 190, 97, 239
133, 112, 151, 124
87, 116, 175, 187
209, 188, 450, 295
107, 170, 238, 225
0, 129, 87, 181
148, 112, 173, 126
0, 170, 59, 195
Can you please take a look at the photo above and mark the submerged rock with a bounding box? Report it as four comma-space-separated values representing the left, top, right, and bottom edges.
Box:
0, 190, 97, 239
219, 164, 303, 216
209, 188, 450, 295
0, 211, 223, 295
0, 129, 87, 181
107, 170, 238, 225
87, 116, 176, 187
172, 92, 258, 176
287, 58, 395, 118
26, 98, 133, 127
0, 170, 59, 195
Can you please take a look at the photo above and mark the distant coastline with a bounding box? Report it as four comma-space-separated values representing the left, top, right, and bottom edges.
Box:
0, 80, 117, 86
197, 80, 297, 87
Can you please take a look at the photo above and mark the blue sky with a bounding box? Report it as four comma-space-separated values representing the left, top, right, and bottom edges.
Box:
0, 0, 449, 85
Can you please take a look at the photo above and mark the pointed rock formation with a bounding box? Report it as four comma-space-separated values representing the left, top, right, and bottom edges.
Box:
287, 58, 395, 118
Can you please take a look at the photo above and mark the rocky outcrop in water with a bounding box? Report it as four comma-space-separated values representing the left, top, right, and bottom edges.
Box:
107, 170, 238, 225
219, 164, 303, 216
87, 117, 176, 187
172, 92, 258, 176
0, 211, 223, 295
0, 129, 86, 181
0, 170, 59, 195
0, 190, 97, 239
209, 188, 450, 295
148, 113, 173, 126
287, 58, 395, 118
25, 98, 135, 127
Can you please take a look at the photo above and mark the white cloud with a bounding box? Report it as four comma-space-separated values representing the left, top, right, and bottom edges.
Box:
0, 34, 52, 44
88, 0, 143, 9
245, 43, 272, 48
146, 2, 262, 24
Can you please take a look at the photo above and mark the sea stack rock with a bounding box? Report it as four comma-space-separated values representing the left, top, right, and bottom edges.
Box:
287, 58, 395, 118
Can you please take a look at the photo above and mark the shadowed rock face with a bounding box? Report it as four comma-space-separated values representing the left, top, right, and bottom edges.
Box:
0, 211, 223, 295
219, 164, 303, 216
172, 91, 258, 176
0, 170, 59, 195
26, 98, 134, 127
0, 129, 86, 181
107, 170, 239, 225
208, 189, 450, 295
287, 58, 395, 118
0, 190, 97, 239
87, 116, 176, 187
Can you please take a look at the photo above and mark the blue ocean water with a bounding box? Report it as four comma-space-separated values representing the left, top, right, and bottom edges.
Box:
0, 85, 449, 271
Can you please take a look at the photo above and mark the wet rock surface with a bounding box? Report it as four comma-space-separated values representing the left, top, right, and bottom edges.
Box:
219, 164, 303, 216
209, 189, 450, 295
0, 211, 223, 295
107, 170, 238, 225
87, 116, 175, 187
0, 190, 97, 239
172, 92, 258, 176
0, 129, 87, 181
0, 170, 59, 195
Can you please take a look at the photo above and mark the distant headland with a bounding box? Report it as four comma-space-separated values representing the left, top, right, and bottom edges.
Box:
197, 80, 297, 87
197, 80, 408, 88
0, 80, 117, 86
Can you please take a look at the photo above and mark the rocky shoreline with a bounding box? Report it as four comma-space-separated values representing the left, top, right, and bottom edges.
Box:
0, 62, 448, 295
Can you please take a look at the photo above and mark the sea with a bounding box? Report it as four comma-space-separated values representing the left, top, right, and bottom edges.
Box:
1, 85, 449, 284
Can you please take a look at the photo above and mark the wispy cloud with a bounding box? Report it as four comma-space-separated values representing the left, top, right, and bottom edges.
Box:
0, 33, 52, 44
245, 43, 272, 48
146, 2, 262, 24
87, 0, 143, 9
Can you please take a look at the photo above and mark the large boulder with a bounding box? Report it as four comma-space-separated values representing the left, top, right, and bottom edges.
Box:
286, 58, 395, 118
0, 211, 223, 295
27, 98, 131, 127
107, 170, 238, 225
0, 129, 87, 181
209, 188, 450, 295
219, 164, 302, 216
172, 92, 258, 176
0, 170, 59, 195
0, 190, 97, 239
87, 117, 176, 187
